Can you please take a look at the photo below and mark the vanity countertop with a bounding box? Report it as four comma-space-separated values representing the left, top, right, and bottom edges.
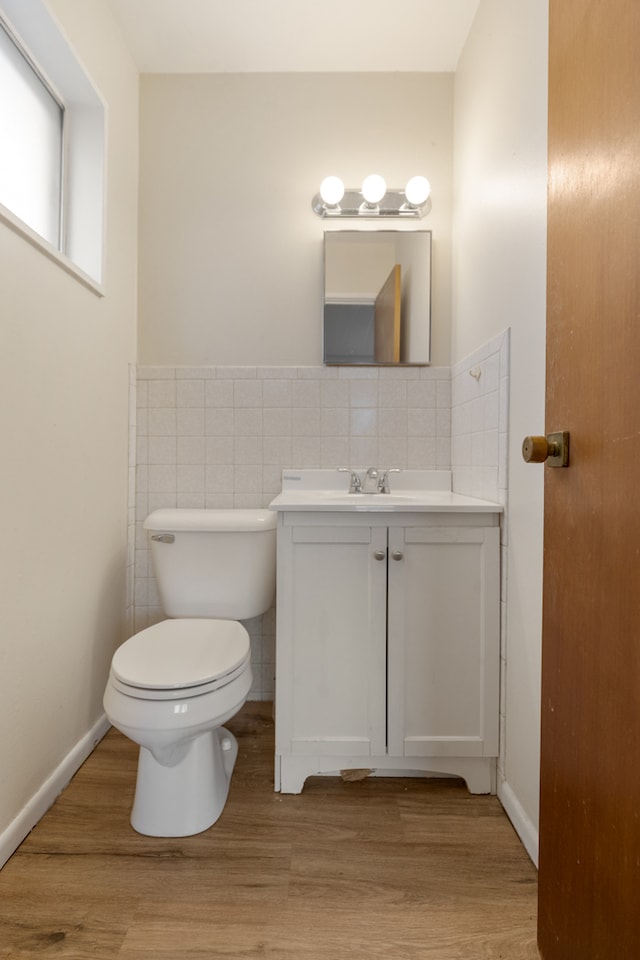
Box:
269, 470, 503, 514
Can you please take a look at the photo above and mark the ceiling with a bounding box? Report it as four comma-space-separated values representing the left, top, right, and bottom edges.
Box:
106, 0, 480, 74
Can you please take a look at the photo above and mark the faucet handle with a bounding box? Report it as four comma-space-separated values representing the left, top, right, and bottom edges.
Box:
337, 467, 362, 493
378, 468, 401, 493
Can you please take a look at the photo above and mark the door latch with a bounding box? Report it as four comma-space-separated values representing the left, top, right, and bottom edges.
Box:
522, 431, 570, 467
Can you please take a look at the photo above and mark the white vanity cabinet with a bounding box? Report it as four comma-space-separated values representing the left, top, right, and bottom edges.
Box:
273, 507, 501, 796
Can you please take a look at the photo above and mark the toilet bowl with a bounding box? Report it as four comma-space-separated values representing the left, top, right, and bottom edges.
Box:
104, 618, 252, 837
104, 508, 276, 837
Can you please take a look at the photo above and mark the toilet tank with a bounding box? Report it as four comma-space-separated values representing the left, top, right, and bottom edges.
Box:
144, 509, 277, 620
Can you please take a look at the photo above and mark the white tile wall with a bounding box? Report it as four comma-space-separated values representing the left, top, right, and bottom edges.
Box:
451, 329, 510, 781
451, 330, 509, 504
132, 363, 452, 700
128, 347, 511, 713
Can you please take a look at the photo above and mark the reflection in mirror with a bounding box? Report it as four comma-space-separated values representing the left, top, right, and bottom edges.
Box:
323, 230, 431, 365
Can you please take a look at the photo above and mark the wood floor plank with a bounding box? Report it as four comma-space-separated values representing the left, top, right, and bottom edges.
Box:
118, 902, 539, 960
0, 702, 539, 959
0, 902, 135, 960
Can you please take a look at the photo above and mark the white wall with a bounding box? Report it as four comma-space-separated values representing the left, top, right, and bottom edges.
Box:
453, 0, 548, 861
0, 0, 138, 864
134, 71, 456, 705
137, 73, 453, 367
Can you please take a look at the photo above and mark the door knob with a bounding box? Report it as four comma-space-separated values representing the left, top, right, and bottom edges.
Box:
373, 549, 386, 561
391, 550, 403, 561
522, 431, 570, 467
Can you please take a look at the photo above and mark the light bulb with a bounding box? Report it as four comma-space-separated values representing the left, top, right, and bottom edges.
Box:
361, 174, 386, 205
404, 176, 431, 206
319, 176, 345, 206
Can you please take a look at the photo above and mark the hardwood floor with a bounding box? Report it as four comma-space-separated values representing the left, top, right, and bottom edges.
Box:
0, 703, 539, 958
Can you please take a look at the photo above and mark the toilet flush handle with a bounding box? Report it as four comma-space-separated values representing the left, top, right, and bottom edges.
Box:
151, 534, 175, 544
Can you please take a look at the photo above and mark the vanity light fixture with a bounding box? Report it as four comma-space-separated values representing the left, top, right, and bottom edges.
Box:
313, 174, 431, 219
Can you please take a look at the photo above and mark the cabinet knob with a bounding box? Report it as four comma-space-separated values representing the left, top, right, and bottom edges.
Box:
373, 549, 386, 561
391, 550, 403, 561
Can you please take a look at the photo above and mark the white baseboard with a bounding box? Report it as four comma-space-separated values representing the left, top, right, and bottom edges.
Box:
498, 777, 539, 867
0, 713, 111, 870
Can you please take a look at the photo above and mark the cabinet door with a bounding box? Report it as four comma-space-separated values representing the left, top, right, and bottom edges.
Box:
386, 525, 500, 759
276, 524, 387, 758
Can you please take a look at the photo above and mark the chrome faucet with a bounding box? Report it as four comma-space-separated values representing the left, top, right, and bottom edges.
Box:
337, 467, 362, 493
362, 467, 380, 494
337, 466, 401, 494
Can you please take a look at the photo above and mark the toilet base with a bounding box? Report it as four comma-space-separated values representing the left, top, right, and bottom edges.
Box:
130, 727, 238, 837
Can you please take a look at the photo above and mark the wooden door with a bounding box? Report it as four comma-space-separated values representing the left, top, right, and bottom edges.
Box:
373, 263, 401, 362
538, 2, 640, 956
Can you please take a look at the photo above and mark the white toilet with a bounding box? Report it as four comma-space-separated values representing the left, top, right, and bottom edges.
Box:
103, 508, 276, 838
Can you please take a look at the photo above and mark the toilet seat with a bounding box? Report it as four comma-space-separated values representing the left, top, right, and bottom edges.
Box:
110, 619, 251, 701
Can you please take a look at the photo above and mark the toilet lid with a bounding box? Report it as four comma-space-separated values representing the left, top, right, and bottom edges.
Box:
112, 619, 250, 691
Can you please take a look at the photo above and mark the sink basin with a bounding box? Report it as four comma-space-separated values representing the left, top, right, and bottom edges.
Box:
319, 492, 429, 508
269, 469, 503, 514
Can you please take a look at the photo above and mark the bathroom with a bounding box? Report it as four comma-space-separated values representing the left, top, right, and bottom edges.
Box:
0, 0, 546, 880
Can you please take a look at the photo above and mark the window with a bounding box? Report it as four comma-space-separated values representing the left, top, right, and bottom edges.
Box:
0, 19, 64, 248
0, 1, 105, 292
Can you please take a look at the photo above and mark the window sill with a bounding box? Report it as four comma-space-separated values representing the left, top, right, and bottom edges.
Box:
0, 203, 105, 298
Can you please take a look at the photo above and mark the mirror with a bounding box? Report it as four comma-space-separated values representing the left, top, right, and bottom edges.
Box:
323, 230, 431, 365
